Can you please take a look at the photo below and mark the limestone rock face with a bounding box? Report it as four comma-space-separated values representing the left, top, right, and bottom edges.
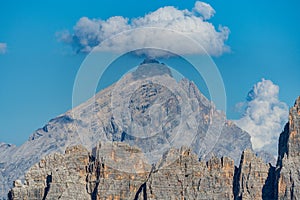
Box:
0, 143, 16, 198
9, 143, 236, 200
86, 142, 152, 199
236, 149, 275, 200
8, 145, 90, 200
8, 140, 288, 200
8, 99, 300, 200
255, 150, 277, 166
146, 148, 235, 200
0, 60, 252, 198
276, 97, 300, 200
6, 88, 300, 200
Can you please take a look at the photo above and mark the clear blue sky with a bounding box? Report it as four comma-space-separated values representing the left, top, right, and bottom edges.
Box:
0, 0, 299, 145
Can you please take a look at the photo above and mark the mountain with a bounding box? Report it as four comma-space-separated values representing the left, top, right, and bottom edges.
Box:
8, 96, 300, 199
276, 96, 300, 198
0, 59, 252, 199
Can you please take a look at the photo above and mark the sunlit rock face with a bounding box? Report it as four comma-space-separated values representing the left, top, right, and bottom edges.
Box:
9, 143, 235, 199
8, 97, 300, 200
0, 59, 252, 199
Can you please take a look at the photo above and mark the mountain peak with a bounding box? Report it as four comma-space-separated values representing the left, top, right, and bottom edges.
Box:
132, 59, 172, 80
140, 58, 160, 65
278, 97, 300, 161
0, 59, 253, 199
295, 96, 300, 111
287, 96, 300, 157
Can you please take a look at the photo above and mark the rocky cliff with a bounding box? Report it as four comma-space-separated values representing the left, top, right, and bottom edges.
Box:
8, 96, 300, 199
235, 149, 275, 199
0, 60, 252, 198
9, 142, 236, 199
8, 145, 90, 200
276, 96, 300, 199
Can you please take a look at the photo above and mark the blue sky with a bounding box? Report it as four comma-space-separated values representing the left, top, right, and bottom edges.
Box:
0, 0, 300, 146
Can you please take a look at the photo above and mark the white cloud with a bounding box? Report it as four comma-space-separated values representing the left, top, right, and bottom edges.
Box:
235, 79, 289, 156
58, 1, 229, 57
193, 1, 216, 20
0, 43, 7, 54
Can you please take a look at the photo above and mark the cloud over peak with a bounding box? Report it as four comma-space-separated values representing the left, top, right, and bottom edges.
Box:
57, 1, 230, 57
235, 79, 289, 156
0, 43, 7, 54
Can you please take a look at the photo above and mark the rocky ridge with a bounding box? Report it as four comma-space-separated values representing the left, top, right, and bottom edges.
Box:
7, 143, 236, 199
8, 96, 300, 199
0, 60, 252, 198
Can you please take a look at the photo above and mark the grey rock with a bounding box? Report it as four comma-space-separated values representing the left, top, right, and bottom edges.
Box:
146, 147, 235, 200
8, 145, 90, 200
0, 60, 252, 198
7, 98, 300, 200
255, 150, 277, 167
7, 141, 279, 200
87, 142, 152, 199
235, 149, 275, 200
9, 142, 236, 200
276, 96, 300, 199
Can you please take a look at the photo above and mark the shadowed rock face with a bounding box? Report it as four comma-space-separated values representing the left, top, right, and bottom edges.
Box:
276, 96, 300, 199
235, 149, 275, 200
1, 60, 253, 198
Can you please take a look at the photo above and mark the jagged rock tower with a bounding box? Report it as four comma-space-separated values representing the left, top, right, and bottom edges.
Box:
276, 96, 300, 199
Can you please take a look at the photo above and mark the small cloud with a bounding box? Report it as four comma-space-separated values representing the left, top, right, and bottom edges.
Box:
235, 79, 289, 156
57, 1, 229, 57
56, 30, 72, 43
0, 43, 7, 54
193, 1, 216, 20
